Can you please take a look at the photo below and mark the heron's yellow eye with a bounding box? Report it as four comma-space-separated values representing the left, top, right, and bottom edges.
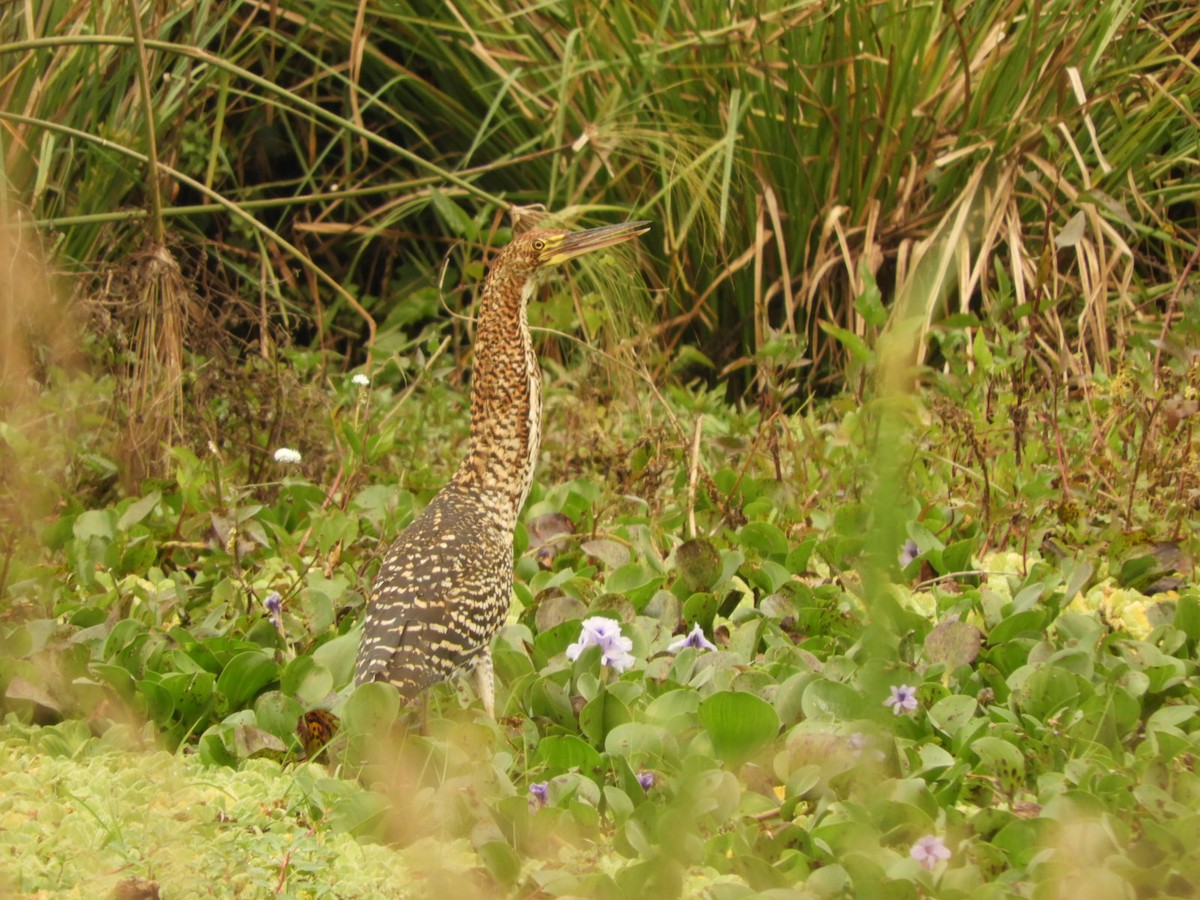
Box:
532, 239, 546, 251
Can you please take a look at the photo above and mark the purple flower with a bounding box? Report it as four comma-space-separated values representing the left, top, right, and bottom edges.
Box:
566, 616, 636, 673
529, 782, 549, 806
885, 684, 919, 716
263, 592, 282, 617
667, 624, 718, 653
636, 771, 655, 790
899, 539, 920, 567
910, 834, 951, 871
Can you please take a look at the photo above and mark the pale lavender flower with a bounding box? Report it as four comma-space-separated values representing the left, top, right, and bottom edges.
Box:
885, 684, 919, 716
566, 616, 636, 673
351, 373, 370, 387
636, 771, 655, 790
667, 623, 718, 653
529, 782, 549, 806
848, 732, 868, 758
263, 591, 284, 634
910, 834, 951, 871
273, 447, 302, 464
899, 539, 920, 567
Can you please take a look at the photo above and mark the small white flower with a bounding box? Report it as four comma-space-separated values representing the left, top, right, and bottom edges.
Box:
273, 447, 302, 464
566, 616, 636, 673
351, 373, 370, 387
667, 623, 718, 653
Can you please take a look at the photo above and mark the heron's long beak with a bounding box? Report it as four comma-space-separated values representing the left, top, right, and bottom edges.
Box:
541, 220, 651, 267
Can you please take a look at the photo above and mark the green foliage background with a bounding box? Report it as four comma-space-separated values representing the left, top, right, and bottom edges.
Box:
2, 0, 1200, 897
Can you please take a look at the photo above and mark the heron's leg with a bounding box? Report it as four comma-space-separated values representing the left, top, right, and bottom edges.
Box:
473, 647, 496, 719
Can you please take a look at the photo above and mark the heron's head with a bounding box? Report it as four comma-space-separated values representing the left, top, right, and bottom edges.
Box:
495, 220, 650, 282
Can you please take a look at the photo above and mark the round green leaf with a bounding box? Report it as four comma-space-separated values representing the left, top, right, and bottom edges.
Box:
675, 539, 722, 591
604, 722, 671, 761
737, 521, 788, 557
310, 631, 360, 689
698, 690, 780, 761
216, 650, 280, 711
579, 690, 632, 746
536, 734, 603, 778
254, 691, 304, 745
341, 681, 400, 738
683, 592, 718, 631
280, 655, 333, 706
927, 694, 977, 736
800, 679, 862, 721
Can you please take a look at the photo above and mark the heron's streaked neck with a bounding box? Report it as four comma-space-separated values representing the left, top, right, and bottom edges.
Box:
449, 273, 542, 531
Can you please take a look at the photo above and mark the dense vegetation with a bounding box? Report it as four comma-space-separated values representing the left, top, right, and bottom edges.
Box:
2, 0, 1199, 896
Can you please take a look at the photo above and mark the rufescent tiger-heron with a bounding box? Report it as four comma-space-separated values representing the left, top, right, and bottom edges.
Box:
353, 219, 650, 717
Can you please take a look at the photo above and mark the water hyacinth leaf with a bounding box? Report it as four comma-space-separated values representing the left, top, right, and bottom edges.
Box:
582, 539, 630, 569
527, 677, 575, 730
254, 691, 305, 745
683, 592, 718, 631
1116, 554, 1168, 592
115, 491, 162, 532
492, 645, 536, 686
1146, 704, 1198, 733
234, 723, 286, 758
785, 539, 816, 575
135, 678, 173, 724
310, 631, 360, 688
605, 562, 663, 607
587, 592, 637, 623
536, 734, 603, 778
5, 676, 62, 718
989, 609, 1049, 644
915, 742, 956, 774
325, 788, 390, 838
73, 509, 115, 543
774, 672, 816, 726
1174, 594, 1200, 641
197, 722, 238, 767
478, 841, 522, 887
675, 539, 722, 591
644, 688, 701, 725
579, 690, 633, 746
280, 655, 334, 706
698, 691, 780, 762
604, 722, 670, 761
746, 560, 792, 594
533, 593, 588, 633
927, 694, 977, 736
534, 619, 588, 665
1062, 558, 1095, 605
971, 736, 1025, 794
728, 618, 764, 664
800, 679, 863, 721
164, 671, 216, 731
939, 538, 976, 576
340, 681, 400, 737
216, 650, 280, 711
923, 620, 983, 670
737, 522, 788, 558
1009, 665, 1082, 719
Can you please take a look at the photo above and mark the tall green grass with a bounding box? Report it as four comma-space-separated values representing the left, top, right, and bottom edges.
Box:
2, 0, 1197, 401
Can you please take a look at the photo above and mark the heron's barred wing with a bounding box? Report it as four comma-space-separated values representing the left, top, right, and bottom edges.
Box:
353, 490, 512, 692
